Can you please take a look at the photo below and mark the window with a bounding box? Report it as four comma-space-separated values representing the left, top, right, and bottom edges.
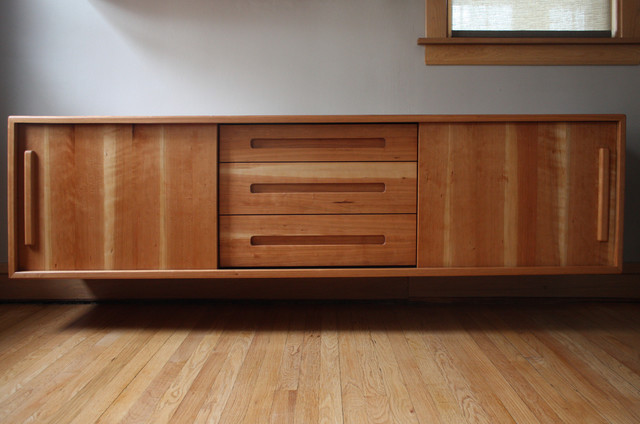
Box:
418, 0, 640, 65
451, 0, 613, 37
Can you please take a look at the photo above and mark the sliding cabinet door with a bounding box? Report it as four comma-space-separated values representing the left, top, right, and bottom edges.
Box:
418, 121, 622, 270
12, 123, 218, 272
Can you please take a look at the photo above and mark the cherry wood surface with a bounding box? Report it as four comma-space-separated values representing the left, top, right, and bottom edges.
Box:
1, 267, 639, 300
220, 162, 417, 215
418, 121, 622, 269
219, 124, 417, 162
621, 0, 640, 37
13, 124, 218, 273
219, 214, 417, 268
8, 115, 625, 278
9, 115, 625, 124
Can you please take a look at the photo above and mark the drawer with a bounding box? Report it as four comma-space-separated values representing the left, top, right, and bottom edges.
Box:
219, 124, 417, 162
219, 162, 416, 214
219, 214, 416, 268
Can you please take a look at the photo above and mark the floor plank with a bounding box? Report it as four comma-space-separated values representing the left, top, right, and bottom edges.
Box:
0, 301, 638, 424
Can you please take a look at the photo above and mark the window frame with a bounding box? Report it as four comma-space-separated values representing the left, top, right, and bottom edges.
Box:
418, 0, 640, 65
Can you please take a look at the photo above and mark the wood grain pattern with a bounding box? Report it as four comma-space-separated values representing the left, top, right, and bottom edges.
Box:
422, 43, 640, 65
425, 0, 447, 37
219, 124, 417, 162
419, 37, 640, 45
420, 0, 640, 65
5, 266, 624, 280
8, 115, 627, 125
7, 121, 16, 275
614, 119, 626, 268
14, 124, 218, 272
2, 267, 639, 301
8, 115, 625, 278
23, 151, 35, 246
93, 313, 221, 423
621, 0, 640, 37
219, 162, 417, 215
418, 121, 621, 269
1, 302, 639, 423
598, 148, 611, 242
219, 214, 416, 268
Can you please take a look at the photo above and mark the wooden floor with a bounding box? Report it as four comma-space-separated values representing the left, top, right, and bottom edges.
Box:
0, 301, 639, 423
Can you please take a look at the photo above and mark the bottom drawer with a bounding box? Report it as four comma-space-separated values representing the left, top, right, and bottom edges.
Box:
219, 215, 416, 268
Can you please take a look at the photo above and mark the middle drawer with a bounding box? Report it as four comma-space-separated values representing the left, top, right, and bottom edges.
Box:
219, 162, 417, 215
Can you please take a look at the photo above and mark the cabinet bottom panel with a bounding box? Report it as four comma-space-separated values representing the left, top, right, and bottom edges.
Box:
219, 214, 417, 268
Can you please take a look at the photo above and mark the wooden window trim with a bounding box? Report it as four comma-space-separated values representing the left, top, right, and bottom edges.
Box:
418, 0, 640, 65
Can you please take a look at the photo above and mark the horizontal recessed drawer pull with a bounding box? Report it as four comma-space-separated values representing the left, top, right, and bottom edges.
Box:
220, 124, 417, 162
220, 214, 416, 267
250, 138, 386, 149
250, 235, 386, 246
250, 183, 386, 193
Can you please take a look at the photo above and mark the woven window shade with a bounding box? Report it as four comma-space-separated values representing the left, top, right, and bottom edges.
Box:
451, 0, 612, 35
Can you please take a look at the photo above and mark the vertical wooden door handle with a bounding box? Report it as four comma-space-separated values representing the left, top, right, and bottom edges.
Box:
597, 148, 610, 242
24, 151, 36, 246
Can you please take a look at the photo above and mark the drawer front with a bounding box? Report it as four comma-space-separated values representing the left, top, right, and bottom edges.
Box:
219, 124, 417, 162
219, 162, 416, 214
219, 214, 416, 267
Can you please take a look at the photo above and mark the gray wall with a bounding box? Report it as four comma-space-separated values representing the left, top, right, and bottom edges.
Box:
2, 0, 639, 262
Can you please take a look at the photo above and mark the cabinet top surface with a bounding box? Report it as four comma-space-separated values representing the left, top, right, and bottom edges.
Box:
8, 114, 626, 125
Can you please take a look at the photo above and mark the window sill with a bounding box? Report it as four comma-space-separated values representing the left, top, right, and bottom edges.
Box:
417, 37, 640, 65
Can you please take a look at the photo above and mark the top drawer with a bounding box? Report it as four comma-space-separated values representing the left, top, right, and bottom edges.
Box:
219, 124, 417, 162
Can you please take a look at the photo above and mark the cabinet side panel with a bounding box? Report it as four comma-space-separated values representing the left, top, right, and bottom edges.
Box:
164, 124, 218, 269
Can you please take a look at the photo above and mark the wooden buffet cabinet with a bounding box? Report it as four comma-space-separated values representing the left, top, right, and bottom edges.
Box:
7, 115, 625, 279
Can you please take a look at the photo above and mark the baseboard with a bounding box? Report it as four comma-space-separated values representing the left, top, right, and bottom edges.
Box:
0, 263, 638, 301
